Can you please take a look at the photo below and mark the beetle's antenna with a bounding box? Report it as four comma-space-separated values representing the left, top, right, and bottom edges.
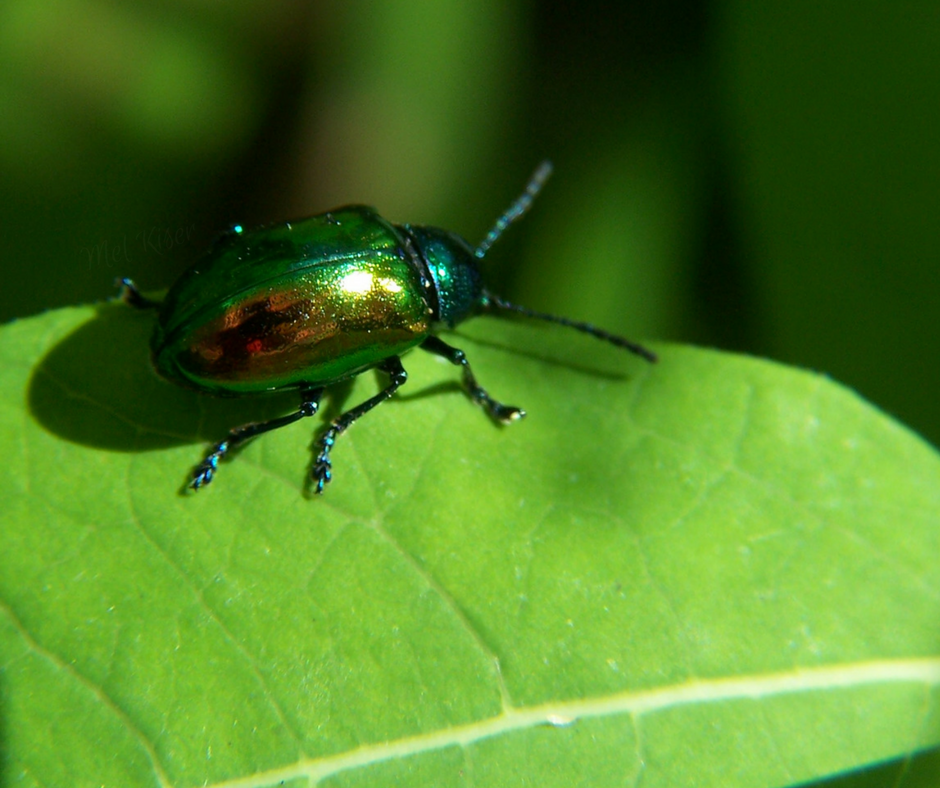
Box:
475, 161, 554, 259
484, 292, 658, 363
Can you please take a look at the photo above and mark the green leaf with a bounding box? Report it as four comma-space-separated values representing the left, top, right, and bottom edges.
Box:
2, 302, 939, 788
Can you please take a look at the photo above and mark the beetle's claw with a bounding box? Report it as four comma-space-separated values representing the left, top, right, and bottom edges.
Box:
190, 468, 212, 490
190, 462, 215, 490
492, 404, 525, 424
313, 461, 332, 494
190, 445, 225, 491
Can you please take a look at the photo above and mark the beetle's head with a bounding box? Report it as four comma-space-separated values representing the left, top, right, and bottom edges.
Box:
404, 225, 485, 327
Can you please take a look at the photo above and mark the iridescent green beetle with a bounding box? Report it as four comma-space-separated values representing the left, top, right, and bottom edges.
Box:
121, 162, 656, 493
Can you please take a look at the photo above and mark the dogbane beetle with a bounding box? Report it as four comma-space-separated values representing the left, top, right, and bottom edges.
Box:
120, 162, 656, 493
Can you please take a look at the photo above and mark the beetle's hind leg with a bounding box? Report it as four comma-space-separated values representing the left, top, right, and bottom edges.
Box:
312, 357, 407, 494
190, 385, 324, 490
420, 335, 525, 423
116, 277, 161, 310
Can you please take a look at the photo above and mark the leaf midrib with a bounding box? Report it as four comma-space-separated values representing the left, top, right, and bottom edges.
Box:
207, 656, 940, 788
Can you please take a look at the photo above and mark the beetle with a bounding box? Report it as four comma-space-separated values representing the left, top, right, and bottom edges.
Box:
120, 162, 656, 493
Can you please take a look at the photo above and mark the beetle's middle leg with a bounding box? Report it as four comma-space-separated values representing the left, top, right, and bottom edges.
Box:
420, 335, 525, 424
190, 385, 324, 490
312, 356, 407, 494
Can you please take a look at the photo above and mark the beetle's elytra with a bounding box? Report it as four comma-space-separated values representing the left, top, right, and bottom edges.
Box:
120, 162, 656, 494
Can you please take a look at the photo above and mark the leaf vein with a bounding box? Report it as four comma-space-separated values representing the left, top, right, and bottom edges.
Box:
123, 465, 308, 755
367, 519, 514, 711
0, 597, 172, 788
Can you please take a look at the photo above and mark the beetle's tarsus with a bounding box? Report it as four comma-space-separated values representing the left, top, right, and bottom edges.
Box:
312, 429, 337, 493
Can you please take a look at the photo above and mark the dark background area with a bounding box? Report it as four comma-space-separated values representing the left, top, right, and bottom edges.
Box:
2, 0, 938, 447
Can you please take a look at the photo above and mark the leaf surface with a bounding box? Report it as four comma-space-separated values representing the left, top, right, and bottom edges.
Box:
1, 303, 939, 787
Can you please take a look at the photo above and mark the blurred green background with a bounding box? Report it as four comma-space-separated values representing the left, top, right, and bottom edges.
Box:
2, 0, 938, 447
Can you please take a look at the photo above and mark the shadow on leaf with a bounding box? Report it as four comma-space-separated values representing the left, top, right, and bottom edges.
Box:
28, 301, 302, 452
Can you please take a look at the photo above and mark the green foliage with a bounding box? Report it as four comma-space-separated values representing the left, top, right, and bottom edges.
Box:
2, 304, 938, 787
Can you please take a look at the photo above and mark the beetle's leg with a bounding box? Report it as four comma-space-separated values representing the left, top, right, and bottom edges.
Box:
420, 335, 525, 424
191, 385, 324, 490
313, 357, 407, 494
116, 277, 161, 310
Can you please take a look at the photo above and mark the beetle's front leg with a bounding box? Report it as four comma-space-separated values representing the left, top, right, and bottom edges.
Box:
191, 385, 324, 490
313, 357, 407, 494
420, 335, 525, 423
